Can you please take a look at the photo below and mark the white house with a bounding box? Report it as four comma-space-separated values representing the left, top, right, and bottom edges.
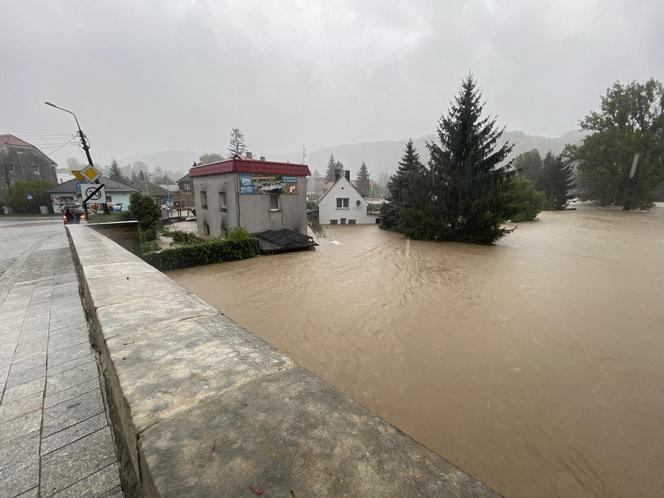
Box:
317, 171, 378, 225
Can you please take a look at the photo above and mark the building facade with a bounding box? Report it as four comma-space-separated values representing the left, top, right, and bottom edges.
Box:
189, 158, 310, 237
0, 134, 58, 205
47, 177, 139, 212
317, 171, 378, 225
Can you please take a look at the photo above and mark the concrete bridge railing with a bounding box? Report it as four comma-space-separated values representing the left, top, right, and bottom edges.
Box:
65, 224, 499, 497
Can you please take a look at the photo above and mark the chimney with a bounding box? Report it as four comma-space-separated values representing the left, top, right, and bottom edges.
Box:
334, 169, 343, 181
245, 151, 253, 159
344, 170, 350, 181
260, 155, 266, 161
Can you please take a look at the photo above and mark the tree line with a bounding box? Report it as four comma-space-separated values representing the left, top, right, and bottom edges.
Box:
381, 76, 664, 244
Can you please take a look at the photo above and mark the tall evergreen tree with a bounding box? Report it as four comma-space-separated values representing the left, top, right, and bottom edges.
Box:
228, 128, 246, 158
108, 159, 127, 183
380, 139, 425, 231
325, 154, 344, 182
427, 75, 513, 244
537, 152, 575, 210
356, 162, 370, 197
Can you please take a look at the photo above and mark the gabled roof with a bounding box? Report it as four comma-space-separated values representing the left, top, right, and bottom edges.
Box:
317, 175, 365, 206
0, 134, 57, 166
190, 158, 310, 177
47, 176, 140, 194
176, 174, 191, 183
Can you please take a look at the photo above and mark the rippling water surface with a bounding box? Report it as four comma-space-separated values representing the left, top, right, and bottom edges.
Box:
169, 205, 664, 497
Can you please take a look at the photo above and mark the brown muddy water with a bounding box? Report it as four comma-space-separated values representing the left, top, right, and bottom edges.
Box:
169, 205, 664, 498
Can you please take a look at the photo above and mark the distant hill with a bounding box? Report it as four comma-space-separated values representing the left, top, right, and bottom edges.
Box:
114, 130, 587, 180
271, 130, 588, 178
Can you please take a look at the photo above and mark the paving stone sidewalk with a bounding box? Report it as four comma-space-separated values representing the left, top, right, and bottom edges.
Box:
0, 221, 123, 497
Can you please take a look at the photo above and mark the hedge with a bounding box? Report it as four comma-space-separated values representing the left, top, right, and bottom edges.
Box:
141, 238, 260, 271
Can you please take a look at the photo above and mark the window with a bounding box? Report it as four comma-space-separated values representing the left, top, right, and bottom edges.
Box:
9, 165, 14, 173
340, 218, 347, 224
356, 199, 361, 206
336, 197, 349, 209
33, 166, 40, 175
219, 192, 227, 212
270, 194, 279, 210
184, 183, 192, 191
200, 191, 207, 209
349, 219, 356, 224
330, 219, 338, 224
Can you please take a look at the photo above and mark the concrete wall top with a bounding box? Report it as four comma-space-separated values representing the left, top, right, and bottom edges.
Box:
66, 224, 499, 498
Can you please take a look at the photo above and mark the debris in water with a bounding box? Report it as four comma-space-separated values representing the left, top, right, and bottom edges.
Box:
249, 486, 265, 495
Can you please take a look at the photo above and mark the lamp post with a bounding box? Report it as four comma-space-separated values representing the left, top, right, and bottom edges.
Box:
44, 101, 109, 215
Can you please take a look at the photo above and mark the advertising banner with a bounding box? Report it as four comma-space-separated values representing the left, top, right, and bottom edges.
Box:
239, 173, 298, 194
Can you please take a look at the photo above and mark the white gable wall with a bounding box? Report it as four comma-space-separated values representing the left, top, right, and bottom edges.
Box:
318, 176, 376, 225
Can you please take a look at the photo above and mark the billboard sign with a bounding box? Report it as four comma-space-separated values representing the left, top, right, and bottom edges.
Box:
239, 173, 298, 194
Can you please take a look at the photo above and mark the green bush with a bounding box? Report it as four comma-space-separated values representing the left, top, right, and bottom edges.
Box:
141, 237, 260, 271
128, 192, 160, 233
502, 176, 544, 222
224, 226, 251, 242
172, 230, 203, 245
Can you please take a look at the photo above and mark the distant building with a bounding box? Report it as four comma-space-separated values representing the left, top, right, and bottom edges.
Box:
47, 176, 139, 212
189, 157, 310, 237
0, 134, 58, 205
175, 174, 194, 209
317, 169, 379, 225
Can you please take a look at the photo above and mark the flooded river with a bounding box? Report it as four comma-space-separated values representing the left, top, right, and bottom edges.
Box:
169, 205, 664, 497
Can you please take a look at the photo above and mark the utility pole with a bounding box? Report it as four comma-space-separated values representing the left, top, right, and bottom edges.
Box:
44, 102, 110, 215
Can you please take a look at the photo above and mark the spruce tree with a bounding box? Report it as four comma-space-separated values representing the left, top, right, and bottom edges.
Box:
380, 139, 425, 231
228, 128, 246, 158
356, 162, 370, 197
325, 154, 344, 182
108, 159, 127, 183
427, 75, 513, 244
538, 152, 575, 210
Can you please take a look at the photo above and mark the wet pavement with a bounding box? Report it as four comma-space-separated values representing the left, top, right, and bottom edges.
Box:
0, 217, 122, 498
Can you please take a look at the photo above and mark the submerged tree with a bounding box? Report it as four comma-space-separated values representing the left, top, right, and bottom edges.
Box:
537, 152, 575, 210
356, 162, 370, 197
427, 75, 513, 244
380, 139, 426, 231
228, 128, 246, 158
502, 176, 544, 221
572, 79, 664, 210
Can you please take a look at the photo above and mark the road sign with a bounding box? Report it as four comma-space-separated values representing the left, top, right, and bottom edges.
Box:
71, 170, 85, 182
26, 193, 33, 200
75, 182, 81, 191
80, 164, 101, 183
82, 184, 106, 203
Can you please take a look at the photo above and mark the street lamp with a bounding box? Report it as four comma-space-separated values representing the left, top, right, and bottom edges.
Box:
44, 101, 95, 168
44, 101, 109, 215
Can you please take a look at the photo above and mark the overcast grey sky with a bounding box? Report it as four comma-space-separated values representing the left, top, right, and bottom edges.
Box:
1, 0, 662, 165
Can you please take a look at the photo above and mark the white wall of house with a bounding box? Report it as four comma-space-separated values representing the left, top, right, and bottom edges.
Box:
317, 176, 377, 225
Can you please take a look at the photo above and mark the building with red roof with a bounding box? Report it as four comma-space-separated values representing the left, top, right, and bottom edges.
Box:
189, 156, 310, 237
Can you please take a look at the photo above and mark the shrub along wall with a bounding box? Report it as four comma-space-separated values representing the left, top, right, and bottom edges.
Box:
141, 238, 260, 271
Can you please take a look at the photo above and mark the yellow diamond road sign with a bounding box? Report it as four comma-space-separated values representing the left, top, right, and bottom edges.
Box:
80, 165, 101, 182
71, 170, 85, 181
